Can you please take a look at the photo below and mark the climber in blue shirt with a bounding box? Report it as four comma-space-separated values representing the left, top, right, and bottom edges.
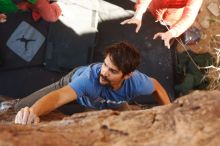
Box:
14, 41, 171, 125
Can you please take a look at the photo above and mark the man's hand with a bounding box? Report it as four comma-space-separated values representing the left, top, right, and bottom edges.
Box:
120, 17, 142, 33
0, 14, 7, 23
153, 31, 174, 49
15, 107, 40, 125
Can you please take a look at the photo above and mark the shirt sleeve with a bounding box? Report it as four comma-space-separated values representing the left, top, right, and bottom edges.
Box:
134, 0, 152, 20
169, 0, 203, 37
133, 73, 154, 96
142, 75, 154, 95
69, 76, 89, 98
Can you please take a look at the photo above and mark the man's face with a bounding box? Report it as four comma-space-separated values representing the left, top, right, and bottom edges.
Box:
99, 55, 125, 89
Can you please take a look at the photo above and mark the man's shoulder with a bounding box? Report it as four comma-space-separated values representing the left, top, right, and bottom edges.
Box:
90, 63, 102, 70
71, 63, 102, 83
129, 70, 152, 86
127, 70, 154, 94
88, 63, 102, 77
131, 70, 148, 79
69, 63, 102, 96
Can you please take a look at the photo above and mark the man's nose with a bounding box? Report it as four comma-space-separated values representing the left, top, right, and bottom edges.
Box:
102, 67, 109, 76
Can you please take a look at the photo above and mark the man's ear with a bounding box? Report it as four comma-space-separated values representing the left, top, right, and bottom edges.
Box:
124, 72, 133, 80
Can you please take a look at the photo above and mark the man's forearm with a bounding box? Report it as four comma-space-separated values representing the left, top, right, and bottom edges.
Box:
31, 85, 77, 116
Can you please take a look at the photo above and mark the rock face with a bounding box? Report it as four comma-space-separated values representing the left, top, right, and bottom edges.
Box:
207, 2, 220, 17
0, 90, 220, 146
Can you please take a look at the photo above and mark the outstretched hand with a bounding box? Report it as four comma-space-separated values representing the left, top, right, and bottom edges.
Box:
120, 17, 142, 33
153, 31, 173, 49
15, 107, 40, 125
0, 14, 7, 23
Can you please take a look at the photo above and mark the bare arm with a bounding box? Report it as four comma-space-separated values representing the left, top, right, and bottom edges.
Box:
169, 0, 204, 37
151, 78, 171, 105
134, 0, 152, 20
31, 85, 77, 116
15, 85, 77, 124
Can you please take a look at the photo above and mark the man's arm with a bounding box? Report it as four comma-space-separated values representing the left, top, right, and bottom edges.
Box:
150, 78, 171, 105
15, 85, 77, 125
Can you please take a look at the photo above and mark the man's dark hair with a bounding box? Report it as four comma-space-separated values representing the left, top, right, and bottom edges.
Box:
103, 41, 140, 75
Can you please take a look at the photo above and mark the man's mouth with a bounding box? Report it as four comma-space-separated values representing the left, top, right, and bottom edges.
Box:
100, 74, 109, 83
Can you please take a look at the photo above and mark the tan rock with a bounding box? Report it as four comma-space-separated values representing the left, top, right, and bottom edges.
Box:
207, 2, 220, 17
200, 16, 210, 29
0, 90, 220, 146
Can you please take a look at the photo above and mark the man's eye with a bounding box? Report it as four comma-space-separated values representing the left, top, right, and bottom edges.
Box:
111, 70, 117, 74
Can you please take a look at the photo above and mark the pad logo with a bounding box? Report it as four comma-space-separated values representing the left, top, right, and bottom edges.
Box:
6, 21, 45, 62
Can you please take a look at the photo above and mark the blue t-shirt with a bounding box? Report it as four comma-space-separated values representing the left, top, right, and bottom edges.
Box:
69, 63, 154, 109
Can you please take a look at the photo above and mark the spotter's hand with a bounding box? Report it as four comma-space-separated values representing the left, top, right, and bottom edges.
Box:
153, 31, 173, 49
120, 17, 142, 33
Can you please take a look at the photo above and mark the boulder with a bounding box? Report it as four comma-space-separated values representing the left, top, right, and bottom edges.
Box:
0, 90, 220, 146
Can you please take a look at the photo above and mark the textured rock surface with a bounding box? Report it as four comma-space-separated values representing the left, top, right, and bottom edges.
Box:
0, 90, 220, 146
0, 91, 220, 146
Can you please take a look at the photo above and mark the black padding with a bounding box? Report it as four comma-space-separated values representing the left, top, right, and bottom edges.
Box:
0, 67, 64, 98
44, 21, 95, 72
0, 11, 49, 71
